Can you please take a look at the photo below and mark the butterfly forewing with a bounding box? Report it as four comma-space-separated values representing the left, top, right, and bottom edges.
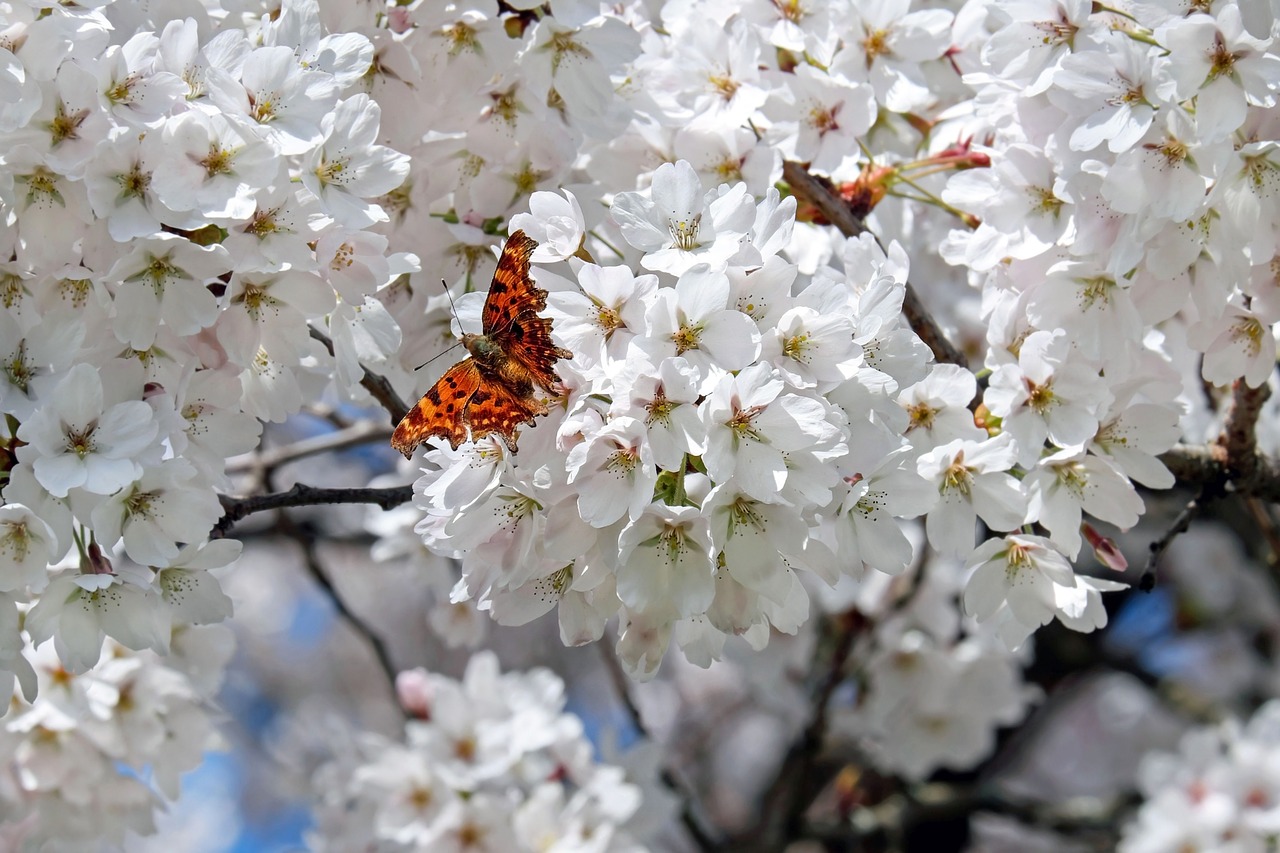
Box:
482, 231, 544, 336
391, 359, 483, 455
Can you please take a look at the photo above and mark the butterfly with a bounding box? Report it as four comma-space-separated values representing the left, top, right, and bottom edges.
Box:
391, 230, 573, 459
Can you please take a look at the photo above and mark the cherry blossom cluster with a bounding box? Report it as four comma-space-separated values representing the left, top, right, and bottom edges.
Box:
308, 652, 654, 853
1121, 700, 1280, 851
0, 628, 232, 848
827, 560, 1040, 780
0, 0, 411, 838
0, 0, 407, 683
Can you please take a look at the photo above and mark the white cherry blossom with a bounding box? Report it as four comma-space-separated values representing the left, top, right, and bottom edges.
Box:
15, 363, 158, 498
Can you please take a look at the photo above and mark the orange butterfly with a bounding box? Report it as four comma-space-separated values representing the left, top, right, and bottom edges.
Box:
391, 231, 573, 458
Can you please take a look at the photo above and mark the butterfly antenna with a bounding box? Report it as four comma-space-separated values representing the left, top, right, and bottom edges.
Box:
412, 278, 468, 372
440, 277, 461, 322
413, 341, 464, 372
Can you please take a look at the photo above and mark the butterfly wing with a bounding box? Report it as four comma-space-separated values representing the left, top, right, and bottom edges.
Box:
482, 231, 541, 334
483, 230, 573, 392
391, 359, 483, 457
464, 375, 545, 452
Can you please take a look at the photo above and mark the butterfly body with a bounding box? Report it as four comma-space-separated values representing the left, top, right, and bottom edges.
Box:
391, 231, 572, 458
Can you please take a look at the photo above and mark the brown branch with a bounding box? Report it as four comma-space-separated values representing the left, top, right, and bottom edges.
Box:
782, 160, 869, 238
1144, 383, 1275, 588
214, 483, 415, 537
1140, 489, 1209, 592
309, 326, 411, 424
736, 610, 864, 852
1213, 379, 1272, 479
1159, 444, 1280, 503
782, 160, 968, 369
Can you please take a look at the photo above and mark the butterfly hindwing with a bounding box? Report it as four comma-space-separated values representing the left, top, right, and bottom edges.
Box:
498, 312, 573, 391
464, 375, 544, 451
391, 360, 482, 457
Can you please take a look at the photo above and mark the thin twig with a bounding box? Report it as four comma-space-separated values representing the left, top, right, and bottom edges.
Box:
804, 782, 1139, 846
1244, 497, 1280, 571
214, 483, 415, 537
597, 643, 721, 852
278, 515, 403, 710
740, 610, 863, 852
309, 326, 412, 424
227, 421, 393, 475
781, 160, 968, 369
1140, 487, 1209, 592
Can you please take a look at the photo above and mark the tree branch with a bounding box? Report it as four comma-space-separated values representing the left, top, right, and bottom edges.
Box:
214, 483, 415, 537
782, 160, 968, 369
309, 326, 411, 424
1159, 444, 1280, 503
737, 610, 864, 852
598, 642, 721, 852
1141, 488, 1209, 591
1213, 379, 1272, 479
278, 514, 403, 709
227, 421, 392, 475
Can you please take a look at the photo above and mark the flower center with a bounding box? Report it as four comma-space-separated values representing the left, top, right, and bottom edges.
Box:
1232, 316, 1265, 356
672, 323, 701, 354
942, 458, 972, 495
1028, 186, 1063, 217
646, 392, 675, 426
4, 340, 33, 392
1, 520, 30, 562
906, 402, 937, 431
549, 31, 591, 73
728, 405, 766, 442
236, 282, 276, 320
708, 72, 739, 100
1032, 19, 1076, 48
1078, 275, 1117, 310
245, 205, 282, 238
807, 102, 841, 136
197, 143, 235, 179
48, 98, 90, 146
668, 212, 702, 251
145, 255, 178, 297
105, 74, 142, 106
862, 28, 890, 64
443, 21, 478, 55
1150, 138, 1188, 168
57, 276, 92, 308
595, 303, 623, 336
1024, 378, 1056, 414
605, 446, 639, 475
782, 331, 812, 363
125, 489, 160, 519
116, 160, 151, 201
64, 423, 98, 458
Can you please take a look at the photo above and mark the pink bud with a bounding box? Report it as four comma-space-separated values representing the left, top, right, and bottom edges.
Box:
395, 668, 434, 719
1082, 524, 1127, 572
